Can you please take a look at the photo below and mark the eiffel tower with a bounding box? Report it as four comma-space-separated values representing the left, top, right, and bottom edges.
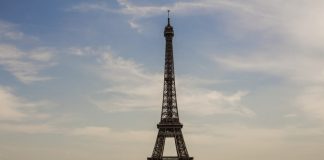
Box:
147, 11, 193, 160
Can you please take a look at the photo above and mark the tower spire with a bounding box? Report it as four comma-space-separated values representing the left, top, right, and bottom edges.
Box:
164, 10, 174, 38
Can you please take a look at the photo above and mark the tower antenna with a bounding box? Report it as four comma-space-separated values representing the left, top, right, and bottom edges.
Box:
167, 10, 170, 25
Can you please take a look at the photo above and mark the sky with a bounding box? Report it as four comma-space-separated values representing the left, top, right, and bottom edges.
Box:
0, 0, 324, 160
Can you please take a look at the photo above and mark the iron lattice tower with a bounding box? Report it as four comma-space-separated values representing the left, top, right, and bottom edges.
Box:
148, 11, 193, 160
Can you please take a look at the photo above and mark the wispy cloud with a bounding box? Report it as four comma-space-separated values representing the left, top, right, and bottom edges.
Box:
68, 0, 324, 48
178, 88, 253, 116
70, 126, 154, 142
0, 20, 24, 40
214, 49, 324, 122
70, 46, 254, 117
91, 50, 165, 112
29, 48, 54, 62
0, 86, 51, 121
67, 0, 258, 32
0, 44, 56, 83
204, 0, 324, 124
0, 123, 56, 134
66, 2, 116, 13
297, 86, 324, 122
214, 51, 324, 84
0, 86, 26, 121
68, 46, 111, 56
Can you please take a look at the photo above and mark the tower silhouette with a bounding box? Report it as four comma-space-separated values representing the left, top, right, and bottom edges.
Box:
147, 11, 193, 160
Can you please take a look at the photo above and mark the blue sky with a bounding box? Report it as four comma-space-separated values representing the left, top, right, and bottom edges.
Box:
1, 0, 324, 160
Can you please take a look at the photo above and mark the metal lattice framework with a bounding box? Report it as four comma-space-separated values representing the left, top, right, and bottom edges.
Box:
148, 11, 193, 160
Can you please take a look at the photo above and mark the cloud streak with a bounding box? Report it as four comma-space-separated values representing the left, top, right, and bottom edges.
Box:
0, 20, 24, 40
0, 44, 56, 84
297, 86, 324, 122
68, 0, 324, 49
214, 51, 324, 84
214, 49, 324, 122
68, 0, 258, 32
69, 46, 254, 117
0, 86, 51, 121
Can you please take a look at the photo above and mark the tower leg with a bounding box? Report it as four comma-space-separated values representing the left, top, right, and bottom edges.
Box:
150, 130, 166, 159
174, 130, 189, 158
